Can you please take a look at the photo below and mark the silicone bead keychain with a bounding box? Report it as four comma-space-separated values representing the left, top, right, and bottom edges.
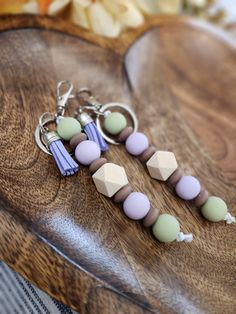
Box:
35, 81, 80, 176
35, 82, 193, 243
74, 87, 235, 225
35, 111, 79, 176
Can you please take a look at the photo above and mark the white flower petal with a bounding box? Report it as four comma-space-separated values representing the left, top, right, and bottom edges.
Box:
22, 0, 39, 14
48, 0, 71, 16
156, 0, 182, 14
103, 0, 144, 28
74, 0, 92, 8
186, 0, 206, 7
88, 3, 121, 38
132, 0, 158, 15
70, 0, 89, 28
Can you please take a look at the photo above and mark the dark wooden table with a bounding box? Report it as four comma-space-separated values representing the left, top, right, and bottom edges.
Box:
0, 14, 235, 314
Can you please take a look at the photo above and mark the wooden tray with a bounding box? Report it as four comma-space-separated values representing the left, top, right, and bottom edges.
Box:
0, 14, 235, 314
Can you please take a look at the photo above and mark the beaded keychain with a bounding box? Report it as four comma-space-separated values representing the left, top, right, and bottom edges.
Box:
71, 87, 235, 226
35, 81, 193, 244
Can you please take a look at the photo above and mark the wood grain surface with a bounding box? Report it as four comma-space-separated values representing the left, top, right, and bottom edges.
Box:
0, 15, 235, 314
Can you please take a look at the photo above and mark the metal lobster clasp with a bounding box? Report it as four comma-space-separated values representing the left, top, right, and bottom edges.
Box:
56, 80, 74, 117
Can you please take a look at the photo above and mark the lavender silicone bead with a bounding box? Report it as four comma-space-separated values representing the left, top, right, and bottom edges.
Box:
75, 140, 101, 166
175, 175, 201, 200
123, 192, 150, 220
125, 132, 149, 156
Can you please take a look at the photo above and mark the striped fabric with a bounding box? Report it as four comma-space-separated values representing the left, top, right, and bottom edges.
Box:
0, 262, 79, 314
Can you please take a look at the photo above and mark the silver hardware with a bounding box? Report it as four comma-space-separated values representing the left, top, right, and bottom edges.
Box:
35, 81, 74, 155
76, 88, 104, 115
35, 112, 57, 155
56, 80, 74, 117
96, 102, 138, 145
76, 88, 138, 145
43, 131, 61, 147
76, 112, 93, 127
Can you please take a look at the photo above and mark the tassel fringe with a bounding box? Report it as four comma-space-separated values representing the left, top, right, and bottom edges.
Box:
84, 121, 108, 151
49, 140, 79, 176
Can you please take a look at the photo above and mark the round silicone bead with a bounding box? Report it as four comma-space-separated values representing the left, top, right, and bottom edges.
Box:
175, 176, 201, 200
194, 189, 209, 207
167, 168, 183, 187
89, 157, 107, 174
70, 133, 87, 149
104, 112, 127, 135
75, 140, 101, 166
139, 146, 156, 162
123, 192, 150, 220
201, 196, 228, 222
57, 117, 81, 141
125, 132, 149, 156
152, 214, 180, 243
143, 208, 160, 228
114, 185, 132, 203
117, 126, 133, 142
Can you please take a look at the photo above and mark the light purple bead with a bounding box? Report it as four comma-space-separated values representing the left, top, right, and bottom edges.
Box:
175, 175, 201, 200
123, 192, 150, 220
125, 132, 149, 156
75, 140, 101, 166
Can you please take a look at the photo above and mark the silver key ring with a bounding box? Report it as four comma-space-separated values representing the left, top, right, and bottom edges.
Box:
96, 102, 138, 145
35, 112, 56, 155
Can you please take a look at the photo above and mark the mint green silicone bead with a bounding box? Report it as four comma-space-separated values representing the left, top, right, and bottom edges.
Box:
57, 117, 81, 141
201, 196, 227, 222
104, 112, 127, 135
152, 214, 180, 243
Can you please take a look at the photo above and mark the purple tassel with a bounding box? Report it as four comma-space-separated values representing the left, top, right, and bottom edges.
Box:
77, 113, 108, 151
49, 140, 79, 176
43, 131, 79, 176
84, 121, 108, 151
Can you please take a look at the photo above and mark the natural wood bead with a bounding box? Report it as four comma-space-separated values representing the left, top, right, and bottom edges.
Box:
113, 185, 132, 203
193, 189, 209, 207
146, 151, 178, 181
143, 208, 160, 228
139, 146, 156, 162
167, 168, 183, 187
89, 158, 108, 174
69, 133, 87, 149
92, 163, 129, 197
117, 126, 133, 142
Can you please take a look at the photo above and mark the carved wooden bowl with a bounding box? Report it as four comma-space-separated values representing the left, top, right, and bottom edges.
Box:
0, 15, 235, 313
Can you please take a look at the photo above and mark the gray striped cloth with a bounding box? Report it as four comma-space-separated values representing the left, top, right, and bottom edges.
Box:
0, 262, 79, 314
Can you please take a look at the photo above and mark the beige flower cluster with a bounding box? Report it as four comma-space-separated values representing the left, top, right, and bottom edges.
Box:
1, 1, 225, 38
22, 0, 183, 37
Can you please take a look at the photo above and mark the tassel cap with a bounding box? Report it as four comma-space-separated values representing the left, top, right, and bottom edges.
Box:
43, 131, 61, 148
77, 112, 93, 127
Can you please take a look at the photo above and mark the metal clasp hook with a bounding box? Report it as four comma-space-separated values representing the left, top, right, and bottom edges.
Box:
76, 87, 104, 116
56, 80, 74, 117
35, 112, 57, 155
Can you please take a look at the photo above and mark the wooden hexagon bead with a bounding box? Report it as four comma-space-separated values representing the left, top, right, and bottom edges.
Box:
92, 163, 129, 197
146, 151, 178, 181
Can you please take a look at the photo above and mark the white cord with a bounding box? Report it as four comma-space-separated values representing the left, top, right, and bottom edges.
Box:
224, 212, 236, 224
176, 232, 193, 243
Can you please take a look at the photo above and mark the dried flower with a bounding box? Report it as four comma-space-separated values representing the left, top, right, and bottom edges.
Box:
0, 0, 227, 38
186, 0, 206, 8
